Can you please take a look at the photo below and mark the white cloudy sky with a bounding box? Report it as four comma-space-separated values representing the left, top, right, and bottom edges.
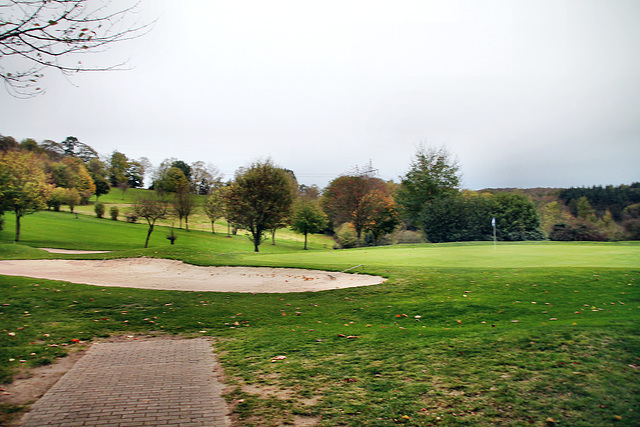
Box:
2, 0, 639, 189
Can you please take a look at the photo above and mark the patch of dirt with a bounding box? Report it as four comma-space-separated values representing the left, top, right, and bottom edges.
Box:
0, 348, 87, 426
0, 350, 86, 408
242, 383, 294, 400
293, 415, 322, 426
0, 257, 386, 293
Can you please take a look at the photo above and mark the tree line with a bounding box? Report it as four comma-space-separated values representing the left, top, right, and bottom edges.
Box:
1, 134, 638, 250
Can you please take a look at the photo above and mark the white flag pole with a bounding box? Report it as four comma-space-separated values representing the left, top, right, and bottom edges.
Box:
492, 217, 497, 248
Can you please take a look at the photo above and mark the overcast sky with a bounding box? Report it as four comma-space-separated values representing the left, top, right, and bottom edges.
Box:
2, 0, 639, 190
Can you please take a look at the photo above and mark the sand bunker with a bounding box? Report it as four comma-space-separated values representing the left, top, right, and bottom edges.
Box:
38, 248, 112, 254
0, 258, 385, 293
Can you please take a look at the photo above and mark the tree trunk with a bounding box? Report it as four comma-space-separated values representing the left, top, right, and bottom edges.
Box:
271, 228, 276, 245
211, 221, 215, 234
144, 224, 154, 248
185, 216, 189, 231
15, 213, 21, 242
252, 227, 261, 252
303, 232, 308, 250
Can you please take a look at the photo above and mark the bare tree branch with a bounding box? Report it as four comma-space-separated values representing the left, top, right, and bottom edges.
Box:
0, 0, 154, 97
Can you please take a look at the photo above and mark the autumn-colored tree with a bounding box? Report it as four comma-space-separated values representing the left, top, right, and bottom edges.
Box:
0, 151, 52, 241
290, 201, 327, 249
225, 160, 293, 252
539, 201, 572, 234
0, 135, 18, 152
359, 190, 400, 245
321, 173, 388, 240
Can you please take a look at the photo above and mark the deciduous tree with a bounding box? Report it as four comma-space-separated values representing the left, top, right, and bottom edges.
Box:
172, 186, 196, 230
321, 172, 388, 240
65, 188, 81, 213
131, 192, 169, 248
359, 190, 400, 245
87, 157, 107, 178
126, 160, 145, 188
191, 161, 223, 195
290, 201, 327, 250
396, 145, 461, 226
0, 0, 152, 97
490, 193, 545, 241
204, 189, 224, 233
224, 160, 293, 252
0, 151, 52, 241
108, 151, 129, 187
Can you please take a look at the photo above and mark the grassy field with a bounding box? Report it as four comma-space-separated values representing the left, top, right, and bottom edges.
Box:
0, 209, 639, 426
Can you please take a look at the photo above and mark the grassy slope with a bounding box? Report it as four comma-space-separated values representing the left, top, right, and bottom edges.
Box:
0, 210, 334, 253
0, 211, 639, 426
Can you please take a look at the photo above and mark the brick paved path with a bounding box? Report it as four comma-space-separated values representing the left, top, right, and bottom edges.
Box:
21, 338, 231, 426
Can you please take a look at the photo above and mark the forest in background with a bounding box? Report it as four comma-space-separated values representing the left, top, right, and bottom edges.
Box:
1, 134, 639, 249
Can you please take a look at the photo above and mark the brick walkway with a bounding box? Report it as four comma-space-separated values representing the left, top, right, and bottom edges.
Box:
21, 338, 231, 426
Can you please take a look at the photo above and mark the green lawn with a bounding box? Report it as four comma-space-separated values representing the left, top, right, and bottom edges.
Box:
0, 210, 639, 426
0, 210, 334, 253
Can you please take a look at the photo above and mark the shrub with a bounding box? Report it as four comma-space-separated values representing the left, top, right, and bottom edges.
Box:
66, 188, 80, 213
79, 190, 92, 205
390, 229, 427, 245
94, 202, 105, 218
109, 206, 119, 221
334, 223, 358, 249
623, 218, 640, 240
166, 229, 178, 245
125, 211, 138, 223
47, 187, 67, 211
549, 222, 607, 241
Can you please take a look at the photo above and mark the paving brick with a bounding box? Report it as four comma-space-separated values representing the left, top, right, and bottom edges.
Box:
21, 338, 231, 427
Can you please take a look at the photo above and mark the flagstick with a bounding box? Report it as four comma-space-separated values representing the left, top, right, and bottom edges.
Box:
492, 217, 497, 249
